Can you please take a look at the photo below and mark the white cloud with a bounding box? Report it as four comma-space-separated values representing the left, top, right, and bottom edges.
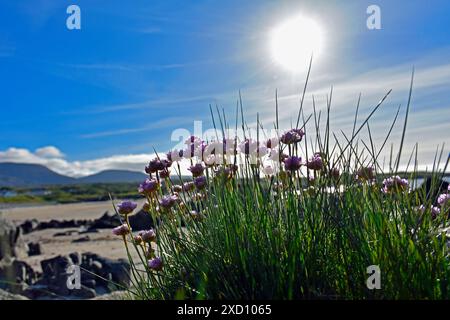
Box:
0, 146, 191, 178
35, 146, 65, 158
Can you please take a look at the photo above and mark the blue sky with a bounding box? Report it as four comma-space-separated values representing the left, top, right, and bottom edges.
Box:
0, 0, 449, 176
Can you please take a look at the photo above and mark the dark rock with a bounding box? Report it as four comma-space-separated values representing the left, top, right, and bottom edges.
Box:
72, 236, 90, 243
69, 252, 81, 265
81, 252, 130, 291
71, 285, 97, 299
40, 255, 74, 296
89, 211, 121, 229
53, 230, 77, 237
19, 219, 39, 234
27, 242, 42, 256
81, 279, 97, 289
0, 260, 37, 293
129, 209, 156, 230
37, 219, 90, 231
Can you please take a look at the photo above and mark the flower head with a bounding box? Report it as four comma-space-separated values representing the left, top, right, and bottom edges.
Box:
432, 206, 441, 219
159, 194, 178, 210
188, 163, 205, 177
438, 193, 450, 207
112, 224, 130, 237
382, 176, 409, 194
194, 175, 207, 190
148, 257, 163, 271
280, 129, 304, 145
284, 156, 302, 171
117, 201, 137, 215
139, 229, 157, 242
145, 158, 165, 174
306, 154, 323, 171
138, 178, 159, 195
182, 181, 195, 192
159, 169, 170, 179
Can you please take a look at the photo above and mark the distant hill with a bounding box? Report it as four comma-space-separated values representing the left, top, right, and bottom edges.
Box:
77, 170, 147, 184
0, 163, 147, 187
0, 163, 76, 187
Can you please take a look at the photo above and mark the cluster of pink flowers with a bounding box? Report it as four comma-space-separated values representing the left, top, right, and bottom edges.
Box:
381, 176, 409, 194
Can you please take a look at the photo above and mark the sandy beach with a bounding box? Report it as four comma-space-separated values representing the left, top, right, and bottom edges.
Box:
1, 200, 146, 271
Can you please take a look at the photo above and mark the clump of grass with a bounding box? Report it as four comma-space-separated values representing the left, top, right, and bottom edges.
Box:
111, 71, 450, 299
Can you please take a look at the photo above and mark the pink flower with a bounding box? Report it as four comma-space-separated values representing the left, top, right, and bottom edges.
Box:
112, 224, 130, 236
194, 176, 207, 190
280, 129, 304, 145
138, 178, 159, 195
139, 229, 156, 242
117, 201, 137, 215
306, 154, 323, 171
284, 156, 302, 171
148, 257, 163, 271
438, 193, 450, 207
182, 181, 195, 192
382, 176, 409, 194
159, 169, 170, 179
188, 163, 205, 177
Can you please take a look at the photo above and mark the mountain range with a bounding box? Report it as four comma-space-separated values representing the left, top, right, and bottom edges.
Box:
0, 163, 147, 187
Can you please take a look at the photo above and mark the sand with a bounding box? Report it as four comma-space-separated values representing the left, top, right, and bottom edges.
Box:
1, 200, 147, 271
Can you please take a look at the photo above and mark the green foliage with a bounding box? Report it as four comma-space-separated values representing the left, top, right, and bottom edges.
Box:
117, 71, 450, 299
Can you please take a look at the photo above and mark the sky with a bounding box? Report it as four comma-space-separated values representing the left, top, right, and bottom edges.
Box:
0, 0, 449, 177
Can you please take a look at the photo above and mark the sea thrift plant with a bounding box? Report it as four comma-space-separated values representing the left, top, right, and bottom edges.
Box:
111, 76, 450, 300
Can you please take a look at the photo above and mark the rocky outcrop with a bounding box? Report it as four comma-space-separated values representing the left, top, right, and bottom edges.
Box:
0, 259, 38, 293
89, 211, 121, 229
129, 209, 155, 230
0, 215, 27, 260
21, 252, 130, 299
27, 242, 41, 256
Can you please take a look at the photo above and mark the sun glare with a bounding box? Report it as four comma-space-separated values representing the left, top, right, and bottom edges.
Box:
270, 14, 324, 73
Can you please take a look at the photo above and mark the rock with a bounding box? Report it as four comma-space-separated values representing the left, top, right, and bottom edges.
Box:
81, 252, 130, 291
69, 252, 82, 265
19, 219, 39, 234
40, 255, 74, 296
0, 260, 38, 293
72, 236, 90, 243
36, 219, 91, 231
71, 285, 97, 299
27, 242, 42, 256
0, 216, 27, 260
129, 209, 156, 230
0, 288, 29, 300
91, 291, 131, 300
34, 252, 130, 298
90, 211, 121, 229
53, 230, 77, 237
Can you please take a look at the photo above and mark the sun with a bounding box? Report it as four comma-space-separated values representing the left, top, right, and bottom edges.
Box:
270, 14, 324, 73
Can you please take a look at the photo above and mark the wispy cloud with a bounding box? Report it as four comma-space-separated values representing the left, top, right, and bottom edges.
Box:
80, 117, 190, 139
